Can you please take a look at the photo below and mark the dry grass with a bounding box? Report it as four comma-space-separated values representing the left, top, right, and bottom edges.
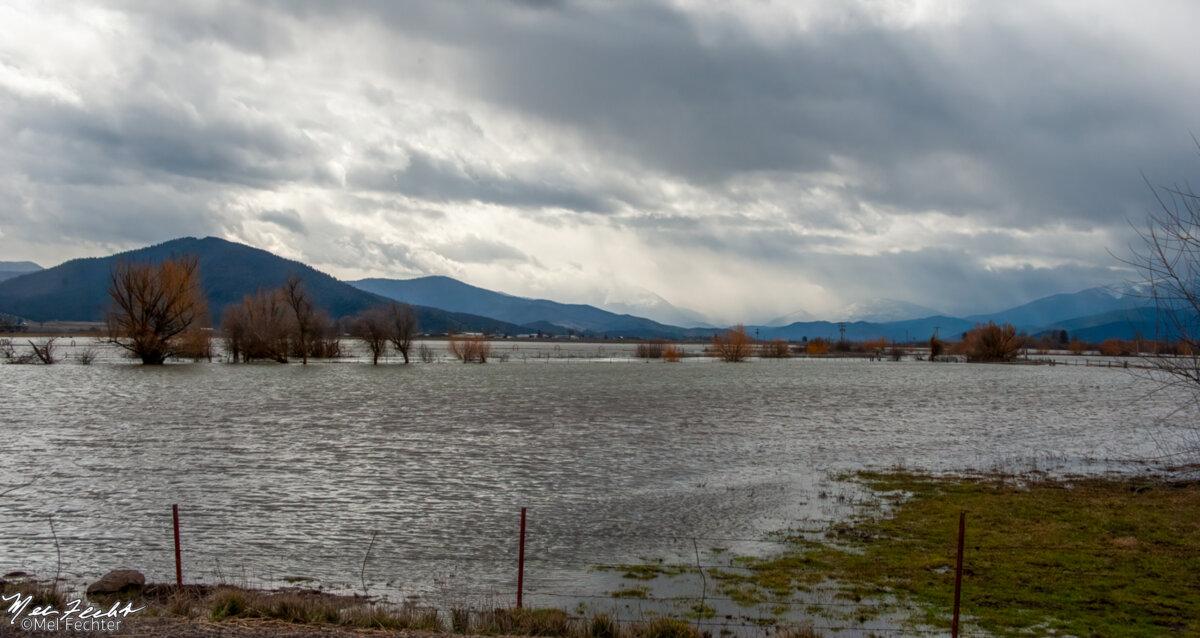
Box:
1, 580, 66, 608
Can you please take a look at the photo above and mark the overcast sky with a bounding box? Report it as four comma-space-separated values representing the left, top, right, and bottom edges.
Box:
1, 0, 1198, 323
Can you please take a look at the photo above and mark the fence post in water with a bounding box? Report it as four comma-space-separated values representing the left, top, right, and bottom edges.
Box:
951, 510, 966, 638
517, 507, 527, 608
172, 504, 183, 587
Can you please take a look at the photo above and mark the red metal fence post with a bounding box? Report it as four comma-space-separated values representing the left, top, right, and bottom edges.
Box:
952, 510, 966, 638
172, 504, 183, 588
517, 507, 527, 608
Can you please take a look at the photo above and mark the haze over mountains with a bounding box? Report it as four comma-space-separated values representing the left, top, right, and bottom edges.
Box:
0, 237, 1176, 342
0, 261, 42, 283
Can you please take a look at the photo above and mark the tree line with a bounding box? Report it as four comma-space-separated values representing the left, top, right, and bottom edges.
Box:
96, 256, 1195, 367
102, 256, 433, 365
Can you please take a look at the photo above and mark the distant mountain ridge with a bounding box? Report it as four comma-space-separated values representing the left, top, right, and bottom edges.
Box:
0, 260, 42, 283
0, 237, 1186, 342
0, 238, 529, 334
965, 286, 1141, 328
351, 276, 688, 338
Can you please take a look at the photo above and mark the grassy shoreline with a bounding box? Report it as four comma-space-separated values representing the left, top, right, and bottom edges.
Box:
687, 470, 1200, 637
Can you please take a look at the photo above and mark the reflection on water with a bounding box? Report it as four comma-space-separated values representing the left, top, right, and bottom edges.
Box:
0, 343, 1190, 631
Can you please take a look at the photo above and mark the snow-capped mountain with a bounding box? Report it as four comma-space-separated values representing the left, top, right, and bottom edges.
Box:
600, 288, 714, 328
837, 299, 942, 323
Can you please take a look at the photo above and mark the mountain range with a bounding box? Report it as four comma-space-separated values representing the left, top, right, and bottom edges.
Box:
0, 238, 528, 334
0, 237, 1184, 342
0, 260, 42, 283
351, 276, 687, 338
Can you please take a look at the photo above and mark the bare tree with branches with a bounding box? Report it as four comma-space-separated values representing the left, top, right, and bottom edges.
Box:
283, 276, 316, 365
387, 302, 418, 364
106, 256, 208, 364
351, 306, 391, 365
222, 289, 291, 363
1121, 165, 1200, 460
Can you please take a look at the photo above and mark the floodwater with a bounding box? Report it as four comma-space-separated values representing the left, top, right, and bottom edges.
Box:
0, 339, 1193, 634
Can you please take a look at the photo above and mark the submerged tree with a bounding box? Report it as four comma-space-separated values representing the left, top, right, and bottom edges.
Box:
222, 289, 291, 363
351, 306, 391, 365
283, 276, 316, 365
106, 256, 209, 364
387, 302, 419, 364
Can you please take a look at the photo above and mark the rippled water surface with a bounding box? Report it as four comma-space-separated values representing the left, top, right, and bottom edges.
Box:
0, 342, 1190, 630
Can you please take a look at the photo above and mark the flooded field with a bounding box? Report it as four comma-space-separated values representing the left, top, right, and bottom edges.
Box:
0, 341, 1192, 632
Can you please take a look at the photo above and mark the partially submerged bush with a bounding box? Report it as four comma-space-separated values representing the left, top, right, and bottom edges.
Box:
448, 334, 491, 363
959, 322, 1024, 362
805, 338, 830, 356
661, 344, 684, 362
635, 341, 665, 359
711, 325, 753, 362
418, 342, 436, 363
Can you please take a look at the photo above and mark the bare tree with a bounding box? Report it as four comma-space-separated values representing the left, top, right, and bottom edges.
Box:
283, 276, 316, 365
1122, 167, 1200, 461
387, 302, 418, 364
351, 306, 391, 365
106, 256, 208, 364
1124, 175, 1200, 384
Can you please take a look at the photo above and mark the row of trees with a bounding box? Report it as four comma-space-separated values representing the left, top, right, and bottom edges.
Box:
348, 303, 419, 365
101, 257, 505, 365
221, 277, 342, 364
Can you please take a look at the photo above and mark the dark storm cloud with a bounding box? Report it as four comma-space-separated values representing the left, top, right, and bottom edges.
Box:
348, 148, 617, 213
286, 1, 1197, 226
2, 0, 1197, 318
259, 209, 306, 233
434, 235, 534, 265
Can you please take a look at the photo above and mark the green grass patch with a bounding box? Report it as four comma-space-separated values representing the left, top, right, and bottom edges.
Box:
610, 585, 651, 599
595, 559, 693, 581
709, 471, 1200, 637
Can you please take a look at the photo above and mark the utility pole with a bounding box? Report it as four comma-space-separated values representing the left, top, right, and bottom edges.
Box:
838, 322, 846, 343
